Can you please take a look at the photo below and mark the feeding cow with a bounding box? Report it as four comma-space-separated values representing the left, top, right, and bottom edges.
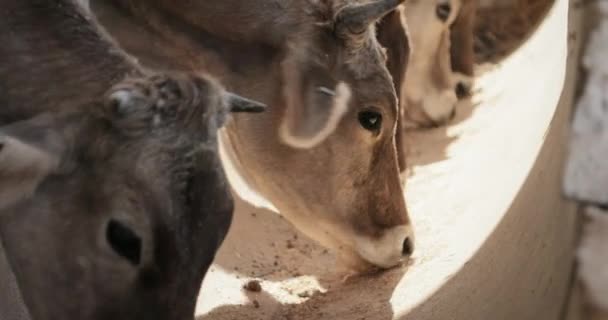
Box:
0, 0, 266, 318
0, 73, 265, 320
400, 0, 477, 128
91, 0, 416, 271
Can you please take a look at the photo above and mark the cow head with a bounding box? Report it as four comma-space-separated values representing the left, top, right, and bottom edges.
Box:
0, 73, 265, 319
264, 0, 414, 271
401, 0, 476, 128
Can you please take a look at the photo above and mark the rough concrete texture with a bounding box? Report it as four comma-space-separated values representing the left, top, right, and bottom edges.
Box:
563, 2, 608, 205
562, 0, 608, 315
578, 207, 608, 311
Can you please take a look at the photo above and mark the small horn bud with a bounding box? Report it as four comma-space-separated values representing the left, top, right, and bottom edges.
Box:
335, 0, 404, 36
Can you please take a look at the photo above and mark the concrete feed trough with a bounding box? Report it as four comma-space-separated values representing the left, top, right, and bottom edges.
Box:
196, 0, 581, 319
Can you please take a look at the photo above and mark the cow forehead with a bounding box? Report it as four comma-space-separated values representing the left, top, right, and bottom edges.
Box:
346, 35, 388, 74
344, 44, 398, 114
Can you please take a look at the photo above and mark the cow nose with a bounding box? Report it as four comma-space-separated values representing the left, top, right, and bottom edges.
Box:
402, 237, 413, 256
455, 81, 470, 99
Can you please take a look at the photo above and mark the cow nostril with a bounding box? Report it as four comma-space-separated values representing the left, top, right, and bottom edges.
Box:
436, 2, 452, 22
455, 82, 470, 99
402, 237, 413, 256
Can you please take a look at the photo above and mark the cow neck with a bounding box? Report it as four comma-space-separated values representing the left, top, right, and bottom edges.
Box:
0, 238, 31, 320
0, 0, 139, 122
95, 1, 281, 80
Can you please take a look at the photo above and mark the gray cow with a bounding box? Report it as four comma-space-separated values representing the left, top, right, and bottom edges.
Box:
0, 0, 265, 319
0, 73, 263, 320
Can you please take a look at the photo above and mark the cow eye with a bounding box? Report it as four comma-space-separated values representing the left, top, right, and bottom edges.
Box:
106, 219, 142, 266
358, 110, 382, 132
436, 2, 451, 22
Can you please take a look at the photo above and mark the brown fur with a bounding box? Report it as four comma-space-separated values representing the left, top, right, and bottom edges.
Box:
450, 0, 477, 77
474, 0, 554, 62
377, 6, 410, 172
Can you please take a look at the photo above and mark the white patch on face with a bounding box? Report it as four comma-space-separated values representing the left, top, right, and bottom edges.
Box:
422, 88, 458, 122
353, 224, 414, 268
280, 81, 352, 149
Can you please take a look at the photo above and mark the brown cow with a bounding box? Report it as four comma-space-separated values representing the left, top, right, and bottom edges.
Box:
91, 0, 415, 271
401, 0, 476, 128
0, 0, 265, 319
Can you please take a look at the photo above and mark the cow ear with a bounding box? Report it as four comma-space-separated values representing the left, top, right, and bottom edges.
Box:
279, 54, 352, 149
0, 114, 71, 210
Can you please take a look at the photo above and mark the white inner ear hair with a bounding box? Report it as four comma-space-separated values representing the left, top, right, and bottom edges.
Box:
280, 81, 352, 149
0, 137, 61, 211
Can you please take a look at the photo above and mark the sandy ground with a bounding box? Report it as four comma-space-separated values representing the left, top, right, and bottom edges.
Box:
193, 0, 568, 319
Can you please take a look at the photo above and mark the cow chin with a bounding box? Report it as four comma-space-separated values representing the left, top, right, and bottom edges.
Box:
329, 225, 414, 275
336, 249, 379, 275
297, 221, 412, 273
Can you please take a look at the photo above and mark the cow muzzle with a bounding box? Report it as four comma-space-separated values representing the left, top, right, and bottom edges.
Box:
352, 224, 414, 269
